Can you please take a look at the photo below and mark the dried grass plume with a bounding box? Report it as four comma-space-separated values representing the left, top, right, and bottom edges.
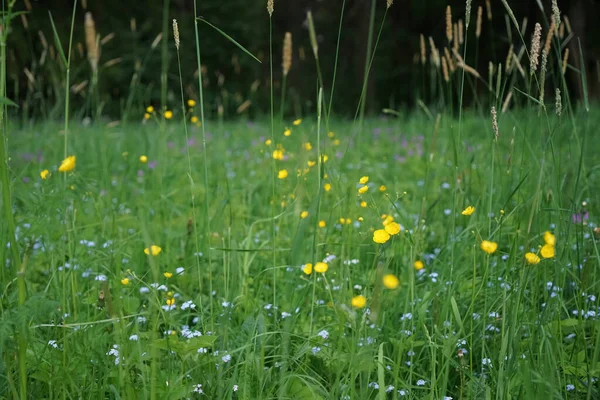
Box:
530, 23, 542, 75
84, 12, 98, 73
282, 32, 292, 77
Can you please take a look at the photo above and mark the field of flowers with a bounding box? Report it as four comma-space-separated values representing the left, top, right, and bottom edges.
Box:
1, 0, 600, 398
1, 105, 598, 398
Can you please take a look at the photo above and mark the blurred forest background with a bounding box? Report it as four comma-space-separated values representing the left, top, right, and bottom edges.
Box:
5, 0, 600, 121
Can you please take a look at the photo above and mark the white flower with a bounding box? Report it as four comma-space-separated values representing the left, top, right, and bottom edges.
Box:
233, 385, 239, 392
48, 340, 58, 348
317, 330, 329, 340
311, 346, 321, 354
281, 312, 291, 319
198, 347, 208, 354
566, 384, 575, 391
193, 384, 204, 393
221, 354, 231, 363
416, 379, 426, 386
129, 334, 139, 341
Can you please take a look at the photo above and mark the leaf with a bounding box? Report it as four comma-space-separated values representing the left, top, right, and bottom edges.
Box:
0, 96, 18, 108
196, 18, 261, 63
450, 297, 465, 334
48, 11, 67, 66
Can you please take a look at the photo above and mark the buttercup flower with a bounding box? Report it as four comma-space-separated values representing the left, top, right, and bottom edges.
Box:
379, 185, 387, 192
144, 113, 151, 120
383, 274, 399, 289
462, 206, 475, 216
360, 201, 367, 208
318, 220, 326, 228
303, 142, 312, 150
166, 298, 175, 306
540, 244, 555, 259
278, 169, 288, 179
164, 272, 173, 279
164, 110, 173, 119
301, 211, 309, 219
283, 128, 291, 137
121, 278, 130, 285
302, 263, 313, 275
190, 116, 199, 124
373, 229, 391, 244
40, 169, 50, 179
358, 185, 369, 194
480, 240, 498, 254
144, 245, 162, 256
187, 99, 196, 107
293, 119, 302, 126
146, 105, 155, 113
314, 262, 328, 273
58, 156, 76, 172
543, 231, 556, 246
272, 149, 284, 160
324, 183, 332, 192
351, 295, 367, 308
384, 222, 401, 235
140, 155, 148, 163
525, 252, 540, 264
414, 260, 424, 270
359, 176, 369, 185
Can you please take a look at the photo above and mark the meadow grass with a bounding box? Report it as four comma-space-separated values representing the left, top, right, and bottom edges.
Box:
0, 107, 598, 398
1, 0, 600, 399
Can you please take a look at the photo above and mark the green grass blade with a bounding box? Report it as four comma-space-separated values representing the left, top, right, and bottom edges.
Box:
196, 18, 261, 63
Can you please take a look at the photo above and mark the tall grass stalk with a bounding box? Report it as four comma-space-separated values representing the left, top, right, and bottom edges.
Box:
0, 4, 27, 397
193, 0, 214, 329
268, 3, 277, 315
326, 0, 346, 128
357, 0, 377, 130
173, 18, 203, 324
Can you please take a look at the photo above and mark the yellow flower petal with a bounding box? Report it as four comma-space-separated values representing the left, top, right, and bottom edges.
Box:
540, 244, 555, 259
58, 155, 76, 172
413, 260, 424, 270
543, 231, 556, 246
314, 262, 328, 273
40, 169, 50, 179
462, 206, 475, 216
382, 274, 399, 289
373, 229, 391, 244
384, 222, 401, 235
359, 176, 369, 185
480, 240, 498, 254
351, 295, 366, 308
525, 252, 540, 264
144, 245, 162, 256
302, 263, 313, 275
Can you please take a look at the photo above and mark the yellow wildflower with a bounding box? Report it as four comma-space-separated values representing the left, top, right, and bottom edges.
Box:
384, 222, 401, 235
314, 262, 328, 273
187, 99, 196, 107
140, 155, 148, 163
379, 185, 387, 192
351, 295, 366, 308
144, 245, 162, 256
265, 139, 272, 146
302, 263, 313, 275
382, 215, 394, 226
164, 110, 173, 119
58, 155, 76, 172
462, 206, 475, 216
307, 160, 316, 167
525, 252, 540, 264
164, 272, 173, 279
144, 113, 151, 120
301, 211, 309, 219
303, 142, 312, 151
358, 185, 369, 194
360, 201, 367, 208
328, 131, 335, 138
121, 278, 130, 285
373, 229, 391, 244
318, 220, 326, 228
414, 260, 424, 270
293, 118, 302, 126
40, 169, 50, 179
540, 244, 555, 259
543, 231, 556, 246
359, 176, 369, 185
383, 274, 399, 289
146, 105, 154, 113
278, 169, 288, 179
166, 298, 175, 306
324, 183, 331, 192
480, 240, 498, 254
284, 128, 292, 137
272, 149, 284, 160
191, 116, 199, 124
